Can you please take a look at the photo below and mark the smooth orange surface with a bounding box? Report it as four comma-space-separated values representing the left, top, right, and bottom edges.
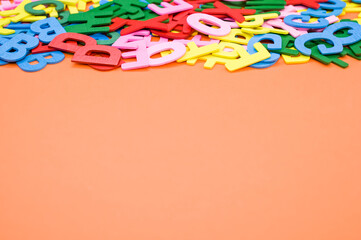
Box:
1, 55, 361, 240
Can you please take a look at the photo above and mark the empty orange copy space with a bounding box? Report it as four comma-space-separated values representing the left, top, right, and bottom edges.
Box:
0, 54, 361, 240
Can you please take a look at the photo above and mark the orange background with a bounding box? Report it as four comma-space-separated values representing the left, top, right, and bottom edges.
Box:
1, 55, 361, 240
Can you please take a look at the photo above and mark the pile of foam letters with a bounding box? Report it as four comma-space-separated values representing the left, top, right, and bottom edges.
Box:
1, 0, 361, 72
